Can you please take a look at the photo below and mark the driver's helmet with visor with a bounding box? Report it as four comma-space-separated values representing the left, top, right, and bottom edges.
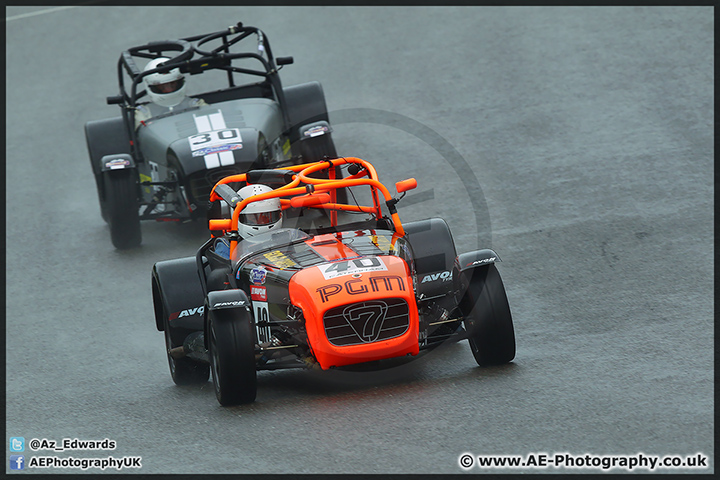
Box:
237, 184, 283, 238
143, 57, 187, 107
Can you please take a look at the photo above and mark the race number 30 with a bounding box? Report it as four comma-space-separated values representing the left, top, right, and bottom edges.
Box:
188, 129, 242, 151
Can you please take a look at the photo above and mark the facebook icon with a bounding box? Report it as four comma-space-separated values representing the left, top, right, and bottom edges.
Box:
10, 455, 25, 470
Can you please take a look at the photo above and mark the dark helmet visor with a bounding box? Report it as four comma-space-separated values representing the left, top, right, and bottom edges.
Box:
149, 78, 184, 94
239, 210, 281, 226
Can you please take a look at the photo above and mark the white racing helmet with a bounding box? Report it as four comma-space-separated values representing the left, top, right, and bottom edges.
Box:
143, 57, 186, 107
237, 184, 282, 238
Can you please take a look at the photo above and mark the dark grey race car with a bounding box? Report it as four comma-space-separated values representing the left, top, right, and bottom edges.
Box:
85, 21, 337, 249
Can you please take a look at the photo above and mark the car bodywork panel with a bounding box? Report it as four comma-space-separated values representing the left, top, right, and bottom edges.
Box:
152, 156, 515, 404
87, 22, 337, 249
231, 229, 419, 369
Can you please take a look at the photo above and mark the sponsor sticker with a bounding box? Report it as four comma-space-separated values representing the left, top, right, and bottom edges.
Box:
169, 306, 205, 320
191, 143, 242, 157
250, 285, 267, 302
421, 271, 452, 283
319, 257, 388, 280
250, 266, 267, 285
104, 158, 130, 169
468, 257, 496, 267
304, 124, 329, 137
371, 234, 394, 253
214, 300, 246, 308
316, 274, 406, 303
264, 250, 298, 268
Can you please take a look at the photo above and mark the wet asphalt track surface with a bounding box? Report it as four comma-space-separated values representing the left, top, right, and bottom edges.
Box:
5, 6, 713, 475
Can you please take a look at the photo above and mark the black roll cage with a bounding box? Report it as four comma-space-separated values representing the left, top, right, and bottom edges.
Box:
107, 22, 293, 163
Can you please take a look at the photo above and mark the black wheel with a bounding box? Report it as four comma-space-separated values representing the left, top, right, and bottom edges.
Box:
300, 134, 337, 163
99, 193, 109, 223
85, 117, 131, 223
92, 171, 109, 223
163, 315, 210, 386
300, 136, 350, 204
256, 134, 270, 168
460, 264, 515, 366
103, 169, 141, 249
208, 306, 257, 405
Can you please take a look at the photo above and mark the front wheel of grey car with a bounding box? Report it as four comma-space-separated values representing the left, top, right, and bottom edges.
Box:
103, 169, 142, 249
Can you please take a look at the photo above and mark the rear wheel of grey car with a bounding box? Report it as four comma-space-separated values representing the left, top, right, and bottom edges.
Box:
208, 307, 257, 405
164, 315, 210, 386
300, 136, 349, 203
103, 170, 141, 249
300, 134, 337, 163
92, 172, 109, 223
460, 265, 515, 366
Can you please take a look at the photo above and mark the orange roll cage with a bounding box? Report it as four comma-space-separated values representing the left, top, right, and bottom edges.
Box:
207, 157, 413, 256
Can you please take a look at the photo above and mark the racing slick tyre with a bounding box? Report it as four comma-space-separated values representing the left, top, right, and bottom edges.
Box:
208, 306, 257, 405
300, 134, 337, 163
460, 264, 515, 366
103, 169, 141, 249
85, 117, 131, 223
93, 171, 109, 224
98, 194, 109, 224
163, 315, 211, 386
300, 136, 350, 204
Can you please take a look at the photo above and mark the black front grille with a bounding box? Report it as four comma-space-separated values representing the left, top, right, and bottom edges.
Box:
187, 166, 245, 206
323, 298, 410, 346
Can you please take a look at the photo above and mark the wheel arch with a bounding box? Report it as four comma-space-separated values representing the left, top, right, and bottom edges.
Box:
402, 218, 458, 300
453, 249, 502, 306
151, 256, 205, 335
282, 81, 331, 146
85, 117, 134, 218
204, 289, 253, 348
85, 116, 133, 174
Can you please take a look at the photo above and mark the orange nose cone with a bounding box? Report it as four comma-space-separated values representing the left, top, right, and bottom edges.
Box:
288, 255, 420, 369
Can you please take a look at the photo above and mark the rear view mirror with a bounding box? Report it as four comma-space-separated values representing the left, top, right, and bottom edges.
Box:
209, 219, 232, 231
395, 178, 417, 194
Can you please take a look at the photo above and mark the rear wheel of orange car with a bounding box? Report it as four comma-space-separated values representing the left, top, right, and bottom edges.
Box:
208, 307, 257, 405
163, 314, 210, 386
461, 264, 516, 366
103, 169, 141, 249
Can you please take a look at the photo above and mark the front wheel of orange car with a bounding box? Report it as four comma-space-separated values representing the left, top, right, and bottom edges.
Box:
208, 306, 257, 406
460, 264, 516, 366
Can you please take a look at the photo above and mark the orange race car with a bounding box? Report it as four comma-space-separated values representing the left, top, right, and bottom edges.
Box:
151, 157, 515, 405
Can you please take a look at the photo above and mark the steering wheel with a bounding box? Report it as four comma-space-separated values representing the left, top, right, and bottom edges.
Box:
144, 39, 194, 64
194, 25, 261, 58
